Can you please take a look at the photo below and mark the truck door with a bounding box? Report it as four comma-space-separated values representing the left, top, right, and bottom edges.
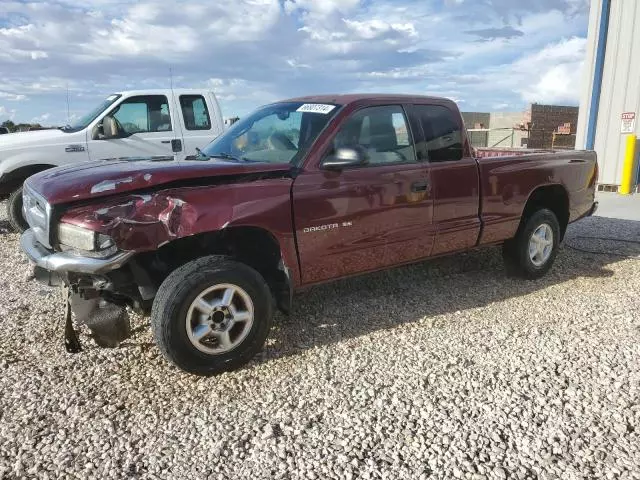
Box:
86, 94, 180, 161
292, 104, 435, 285
174, 93, 224, 159
408, 103, 480, 255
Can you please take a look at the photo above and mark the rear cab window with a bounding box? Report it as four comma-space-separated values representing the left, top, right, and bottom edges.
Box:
180, 95, 212, 130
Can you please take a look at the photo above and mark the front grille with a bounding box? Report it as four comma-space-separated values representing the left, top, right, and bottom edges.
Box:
22, 182, 52, 248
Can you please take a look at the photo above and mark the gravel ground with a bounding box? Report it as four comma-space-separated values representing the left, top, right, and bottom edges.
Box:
1, 204, 639, 480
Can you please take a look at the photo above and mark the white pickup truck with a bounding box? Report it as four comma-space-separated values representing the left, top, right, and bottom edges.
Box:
0, 88, 224, 231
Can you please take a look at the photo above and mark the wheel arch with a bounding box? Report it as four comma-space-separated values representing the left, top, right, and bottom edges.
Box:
134, 226, 294, 315
0, 164, 57, 193
519, 184, 570, 240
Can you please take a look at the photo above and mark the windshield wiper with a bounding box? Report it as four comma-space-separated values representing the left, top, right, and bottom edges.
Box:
196, 150, 260, 163
210, 152, 244, 162
193, 147, 210, 160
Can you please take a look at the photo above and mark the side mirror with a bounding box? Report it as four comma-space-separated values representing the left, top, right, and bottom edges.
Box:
322, 146, 367, 170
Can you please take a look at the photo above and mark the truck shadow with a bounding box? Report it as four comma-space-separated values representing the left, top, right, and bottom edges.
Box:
260, 215, 640, 365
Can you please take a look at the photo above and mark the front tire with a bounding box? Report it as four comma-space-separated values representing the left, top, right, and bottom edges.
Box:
7, 185, 29, 233
502, 208, 560, 280
151, 255, 274, 376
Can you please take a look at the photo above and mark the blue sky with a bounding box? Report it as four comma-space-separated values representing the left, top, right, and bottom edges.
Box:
0, 0, 590, 125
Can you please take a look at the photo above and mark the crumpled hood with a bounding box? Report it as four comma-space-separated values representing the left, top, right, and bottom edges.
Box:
26, 158, 291, 205
0, 129, 69, 150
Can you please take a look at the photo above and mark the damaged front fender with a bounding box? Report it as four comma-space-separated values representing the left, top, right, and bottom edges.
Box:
57, 178, 300, 286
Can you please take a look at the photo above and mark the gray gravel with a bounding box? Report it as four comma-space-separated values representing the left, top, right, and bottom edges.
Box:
1, 204, 640, 480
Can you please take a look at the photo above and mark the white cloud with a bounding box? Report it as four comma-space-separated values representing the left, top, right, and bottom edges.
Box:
342, 19, 417, 40
284, 0, 361, 19
30, 112, 51, 124
0, 92, 27, 101
514, 37, 586, 104
0, 0, 589, 123
286, 59, 311, 69
0, 105, 17, 120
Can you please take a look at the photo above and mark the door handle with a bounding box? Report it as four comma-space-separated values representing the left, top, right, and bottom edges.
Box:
160, 140, 171, 144
411, 180, 429, 192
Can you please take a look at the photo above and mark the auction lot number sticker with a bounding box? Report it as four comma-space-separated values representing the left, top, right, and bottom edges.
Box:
296, 104, 336, 114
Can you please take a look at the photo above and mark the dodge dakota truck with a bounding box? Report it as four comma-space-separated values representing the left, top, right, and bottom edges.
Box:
1, 88, 224, 232
20, 94, 598, 376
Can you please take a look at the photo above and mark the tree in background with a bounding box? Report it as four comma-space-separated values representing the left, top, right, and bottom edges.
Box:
1, 120, 16, 132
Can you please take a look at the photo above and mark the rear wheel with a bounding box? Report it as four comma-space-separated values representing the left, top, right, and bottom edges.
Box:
7, 185, 28, 233
502, 208, 560, 279
151, 255, 274, 376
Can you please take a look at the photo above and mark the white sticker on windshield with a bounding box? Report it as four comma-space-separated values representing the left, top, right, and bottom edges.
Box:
296, 104, 336, 114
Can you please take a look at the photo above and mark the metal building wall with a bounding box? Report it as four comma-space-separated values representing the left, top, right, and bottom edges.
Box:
487, 112, 527, 148
461, 112, 490, 148
576, 0, 640, 187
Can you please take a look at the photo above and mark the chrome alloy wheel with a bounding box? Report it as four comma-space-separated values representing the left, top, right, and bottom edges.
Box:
528, 223, 553, 267
185, 283, 254, 354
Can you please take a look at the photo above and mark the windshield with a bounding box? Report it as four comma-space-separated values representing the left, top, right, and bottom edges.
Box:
61, 94, 122, 133
201, 101, 340, 165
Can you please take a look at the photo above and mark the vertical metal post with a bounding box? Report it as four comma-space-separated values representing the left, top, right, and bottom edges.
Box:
586, 0, 611, 150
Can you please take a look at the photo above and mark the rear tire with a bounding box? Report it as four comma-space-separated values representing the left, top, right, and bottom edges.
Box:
502, 208, 560, 280
151, 255, 274, 376
7, 185, 28, 233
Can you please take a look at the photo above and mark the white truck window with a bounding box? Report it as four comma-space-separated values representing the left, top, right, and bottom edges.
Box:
112, 95, 172, 134
180, 95, 211, 130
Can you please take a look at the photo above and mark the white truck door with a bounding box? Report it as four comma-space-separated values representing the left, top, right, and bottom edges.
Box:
174, 92, 224, 157
86, 94, 180, 161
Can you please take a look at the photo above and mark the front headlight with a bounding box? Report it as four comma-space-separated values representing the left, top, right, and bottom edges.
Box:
57, 223, 117, 257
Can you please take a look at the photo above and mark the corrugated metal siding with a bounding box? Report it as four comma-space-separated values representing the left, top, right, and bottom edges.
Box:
577, 0, 640, 186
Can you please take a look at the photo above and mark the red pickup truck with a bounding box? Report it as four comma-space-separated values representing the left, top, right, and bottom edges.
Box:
20, 94, 598, 375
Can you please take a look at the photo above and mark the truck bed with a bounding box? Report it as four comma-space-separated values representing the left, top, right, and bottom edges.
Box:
475, 149, 598, 245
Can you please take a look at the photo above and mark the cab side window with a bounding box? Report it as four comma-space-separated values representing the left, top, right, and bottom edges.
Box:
180, 95, 212, 130
414, 105, 464, 162
112, 95, 172, 134
332, 105, 416, 165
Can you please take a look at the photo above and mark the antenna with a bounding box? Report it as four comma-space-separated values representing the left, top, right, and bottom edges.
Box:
169, 66, 173, 90
66, 83, 70, 123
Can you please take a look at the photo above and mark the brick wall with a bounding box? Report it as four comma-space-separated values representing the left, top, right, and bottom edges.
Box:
528, 104, 579, 149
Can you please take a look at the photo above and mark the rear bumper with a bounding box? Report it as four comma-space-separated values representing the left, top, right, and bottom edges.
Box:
20, 229, 134, 275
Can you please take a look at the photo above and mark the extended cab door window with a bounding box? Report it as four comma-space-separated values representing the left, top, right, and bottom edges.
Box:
413, 104, 463, 162
111, 95, 173, 135
412, 103, 480, 256
331, 105, 417, 165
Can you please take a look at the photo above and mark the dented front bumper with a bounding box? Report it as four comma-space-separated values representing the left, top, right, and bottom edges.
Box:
21, 228, 133, 348
20, 229, 134, 275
